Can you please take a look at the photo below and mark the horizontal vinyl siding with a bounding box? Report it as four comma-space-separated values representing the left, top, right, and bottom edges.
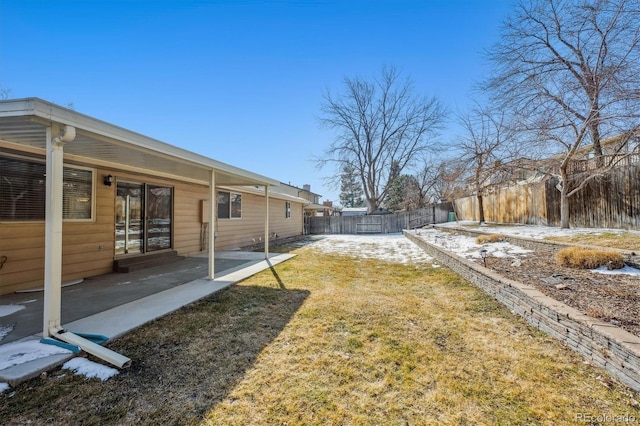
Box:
173, 182, 208, 256
268, 199, 303, 239
1, 158, 304, 294
215, 192, 265, 249
0, 168, 115, 294
0, 166, 209, 294
214, 192, 304, 250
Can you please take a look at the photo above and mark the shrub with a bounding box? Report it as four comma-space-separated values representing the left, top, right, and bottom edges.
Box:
476, 234, 505, 244
555, 247, 625, 269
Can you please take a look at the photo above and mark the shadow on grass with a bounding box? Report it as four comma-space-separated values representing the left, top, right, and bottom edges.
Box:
267, 260, 286, 289
1, 284, 310, 425
251, 235, 327, 254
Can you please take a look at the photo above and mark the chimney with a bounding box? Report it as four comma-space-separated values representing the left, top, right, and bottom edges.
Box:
303, 184, 311, 192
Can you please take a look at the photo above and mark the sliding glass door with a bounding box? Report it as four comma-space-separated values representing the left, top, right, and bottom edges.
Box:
115, 181, 172, 255
146, 185, 172, 251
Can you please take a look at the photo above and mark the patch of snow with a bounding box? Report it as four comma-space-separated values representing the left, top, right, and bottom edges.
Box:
0, 382, 9, 393
0, 305, 25, 318
309, 233, 433, 264
0, 340, 72, 371
433, 222, 640, 274
592, 265, 640, 276
415, 228, 533, 260
0, 324, 14, 342
438, 221, 640, 240
63, 357, 118, 381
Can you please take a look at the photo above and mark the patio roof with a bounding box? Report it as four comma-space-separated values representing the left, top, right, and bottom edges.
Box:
0, 97, 279, 187
0, 97, 280, 368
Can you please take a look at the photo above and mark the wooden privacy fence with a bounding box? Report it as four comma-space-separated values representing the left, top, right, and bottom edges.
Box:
454, 163, 640, 229
454, 181, 548, 226
308, 203, 453, 235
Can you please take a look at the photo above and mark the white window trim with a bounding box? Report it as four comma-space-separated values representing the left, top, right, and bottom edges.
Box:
217, 190, 242, 220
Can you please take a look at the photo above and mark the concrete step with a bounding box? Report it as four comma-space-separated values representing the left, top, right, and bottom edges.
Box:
113, 251, 183, 273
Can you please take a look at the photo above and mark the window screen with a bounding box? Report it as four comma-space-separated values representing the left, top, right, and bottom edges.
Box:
0, 156, 93, 221
217, 191, 241, 219
63, 168, 93, 219
230, 193, 242, 218
217, 191, 230, 219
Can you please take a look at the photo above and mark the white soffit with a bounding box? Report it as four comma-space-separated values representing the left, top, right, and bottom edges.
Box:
0, 98, 279, 187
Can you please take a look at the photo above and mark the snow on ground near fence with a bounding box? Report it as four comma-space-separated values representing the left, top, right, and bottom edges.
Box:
424, 223, 640, 277
309, 233, 436, 265
307, 227, 640, 277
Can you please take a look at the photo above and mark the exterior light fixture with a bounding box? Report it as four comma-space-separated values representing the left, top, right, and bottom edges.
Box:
480, 249, 488, 267
104, 175, 113, 186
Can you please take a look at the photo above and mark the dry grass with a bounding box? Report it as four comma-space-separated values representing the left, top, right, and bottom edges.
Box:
546, 232, 640, 251
476, 234, 506, 244
555, 247, 625, 269
2, 241, 639, 425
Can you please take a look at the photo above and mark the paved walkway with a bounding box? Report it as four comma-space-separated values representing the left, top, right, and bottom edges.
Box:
0, 251, 294, 386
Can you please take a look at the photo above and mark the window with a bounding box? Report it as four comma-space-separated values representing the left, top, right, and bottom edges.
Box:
0, 155, 93, 221
217, 191, 241, 219
63, 168, 93, 219
285, 201, 291, 218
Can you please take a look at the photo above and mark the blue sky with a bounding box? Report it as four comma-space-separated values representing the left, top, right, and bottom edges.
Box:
1, 0, 512, 205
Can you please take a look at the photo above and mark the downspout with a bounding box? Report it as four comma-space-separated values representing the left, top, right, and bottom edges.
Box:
42, 124, 131, 369
264, 185, 270, 259
43, 125, 76, 338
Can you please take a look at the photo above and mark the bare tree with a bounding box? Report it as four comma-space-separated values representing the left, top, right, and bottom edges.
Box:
386, 154, 446, 212
0, 85, 12, 100
455, 105, 515, 224
486, 0, 640, 228
318, 66, 447, 213
430, 159, 468, 204
413, 158, 443, 206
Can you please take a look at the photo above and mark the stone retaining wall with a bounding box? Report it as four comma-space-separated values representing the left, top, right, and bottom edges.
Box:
404, 230, 640, 393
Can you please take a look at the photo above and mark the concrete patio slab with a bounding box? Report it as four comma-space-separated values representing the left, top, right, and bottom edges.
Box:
0, 251, 295, 387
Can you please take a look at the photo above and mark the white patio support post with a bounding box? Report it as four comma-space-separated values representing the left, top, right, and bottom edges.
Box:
208, 169, 216, 279
43, 124, 76, 337
264, 185, 270, 259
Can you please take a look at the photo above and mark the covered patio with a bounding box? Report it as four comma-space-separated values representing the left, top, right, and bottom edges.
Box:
0, 98, 283, 373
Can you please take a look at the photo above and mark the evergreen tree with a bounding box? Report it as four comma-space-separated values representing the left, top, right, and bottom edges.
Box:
339, 164, 364, 208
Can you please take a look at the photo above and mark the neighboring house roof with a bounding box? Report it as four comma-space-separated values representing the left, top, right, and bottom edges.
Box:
224, 185, 310, 204
303, 202, 328, 210
278, 182, 323, 198
368, 207, 393, 215
0, 97, 279, 187
341, 207, 368, 216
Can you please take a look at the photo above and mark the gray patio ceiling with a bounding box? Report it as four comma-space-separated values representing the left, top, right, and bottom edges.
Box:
0, 98, 279, 187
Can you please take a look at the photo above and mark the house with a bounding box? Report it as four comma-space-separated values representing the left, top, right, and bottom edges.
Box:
341, 207, 367, 216
0, 98, 307, 339
276, 182, 332, 216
